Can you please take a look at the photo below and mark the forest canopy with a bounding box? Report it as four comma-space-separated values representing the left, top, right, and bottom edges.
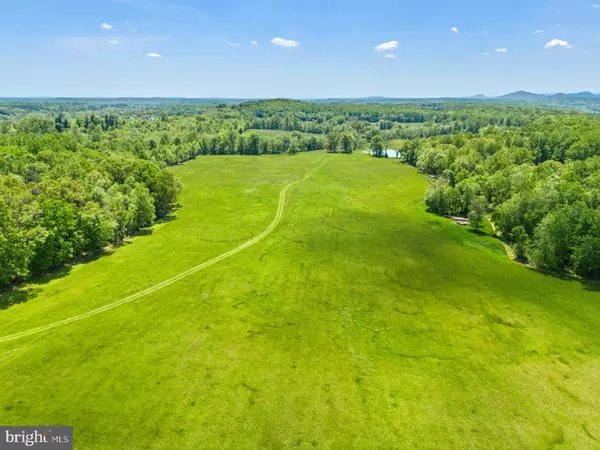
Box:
1, 99, 600, 287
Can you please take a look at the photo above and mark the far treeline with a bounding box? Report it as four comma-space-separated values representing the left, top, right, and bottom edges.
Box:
1, 99, 599, 288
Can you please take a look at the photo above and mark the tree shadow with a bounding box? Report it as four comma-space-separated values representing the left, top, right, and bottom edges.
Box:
525, 266, 578, 282
0, 250, 115, 311
0, 285, 42, 310
467, 228, 488, 237
0, 266, 73, 310
157, 213, 177, 224
524, 265, 600, 293
459, 216, 600, 292
582, 280, 600, 292
0, 213, 180, 311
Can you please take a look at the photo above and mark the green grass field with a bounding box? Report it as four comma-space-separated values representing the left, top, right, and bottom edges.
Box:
1, 152, 599, 448
244, 129, 323, 138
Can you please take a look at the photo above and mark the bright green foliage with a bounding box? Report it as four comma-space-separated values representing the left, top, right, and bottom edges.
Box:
573, 236, 600, 278
406, 114, 600, 277
326, 131, 340, 153
0, 140, 182, 287
1, 153, 599, 448
468, 196, 488, 231
371, 135, 384, 157
3, 98, 600, 288
30, 199, 80, 274
510, 225, 530, 261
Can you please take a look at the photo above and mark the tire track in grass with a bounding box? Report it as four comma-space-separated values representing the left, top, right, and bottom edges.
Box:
0, 158, 328, 344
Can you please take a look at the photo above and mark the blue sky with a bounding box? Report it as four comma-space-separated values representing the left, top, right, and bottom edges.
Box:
1, 0, 599, 97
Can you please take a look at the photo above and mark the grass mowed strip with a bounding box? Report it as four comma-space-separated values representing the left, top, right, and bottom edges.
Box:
1, 153, 599, 448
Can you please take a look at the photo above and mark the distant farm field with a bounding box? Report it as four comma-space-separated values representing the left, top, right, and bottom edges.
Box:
244, 129, 323, 137
1, 152, 599, 448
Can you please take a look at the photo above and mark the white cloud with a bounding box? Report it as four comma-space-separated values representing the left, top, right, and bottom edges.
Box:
383, 53, 396, 59
147, 52, 163, 57
451, 27, 459, 34
100, 23, 113, 30
533, 30, 544, 34
374, 40, 399, 52
480, 52, 490, 56
545, 38, 571, 48
109, 40, 119, 45
593, 4, 600, 8
270, 37, 299, 47
226, 41, 240, 46
251, 40, 259, 47
495, 48, 508, 53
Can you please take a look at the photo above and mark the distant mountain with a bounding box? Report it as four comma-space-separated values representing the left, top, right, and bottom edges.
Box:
469, 94, 488, 99
496, 91, 545, 101
493, 90, 599, 102
570, 91, 598, 99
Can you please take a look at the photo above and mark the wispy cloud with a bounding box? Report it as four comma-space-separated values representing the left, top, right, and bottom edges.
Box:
593, 4, 600, 8
533, 30, 544, 34
495, 48, 508, 53
109, 40, 119, 45
100, 23, 113, 30
383, 53, 396, 59
147, 52, 163, 57
226, 41, 240, 47
545, 38, 571, 49
480, 52, 490, 56
374, 40, 399, 52
251, 41, 259, 47
271, 37, 299, 48
451, 27, 459, 34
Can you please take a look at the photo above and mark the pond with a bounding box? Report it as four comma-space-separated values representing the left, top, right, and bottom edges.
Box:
364, 149, 402, 158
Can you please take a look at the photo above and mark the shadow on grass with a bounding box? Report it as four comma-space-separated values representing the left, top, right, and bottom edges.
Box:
432, 211, 600, 293
0, 251, 115, 310
467, 228, 489, 237
0, 213, 180, 311
582, 280, 600, 292
0, 286, 42, 310
157, 213, 178, 224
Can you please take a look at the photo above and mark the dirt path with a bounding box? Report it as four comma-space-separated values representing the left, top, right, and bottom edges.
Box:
0, 159, 328, 344
489, 219, 517, 261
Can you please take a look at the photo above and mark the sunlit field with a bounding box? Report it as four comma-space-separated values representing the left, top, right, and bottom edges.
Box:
1, 152, 599, 448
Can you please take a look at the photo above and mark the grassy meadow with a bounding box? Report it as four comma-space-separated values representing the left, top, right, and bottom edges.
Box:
244, 129, 323, 138
1, 151, 599, 448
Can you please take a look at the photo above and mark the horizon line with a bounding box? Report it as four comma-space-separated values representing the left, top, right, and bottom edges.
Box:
1, 91, 599, 101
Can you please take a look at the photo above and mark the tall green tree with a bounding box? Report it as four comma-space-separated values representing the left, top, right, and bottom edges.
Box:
468, 197, 487, 232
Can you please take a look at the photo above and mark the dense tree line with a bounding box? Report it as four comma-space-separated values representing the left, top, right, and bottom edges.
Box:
0, 147, 181, 286
3, 99, 600, 286
0, 129, 182, 288
405, 115, 600, 278
0, 102, 332, 288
